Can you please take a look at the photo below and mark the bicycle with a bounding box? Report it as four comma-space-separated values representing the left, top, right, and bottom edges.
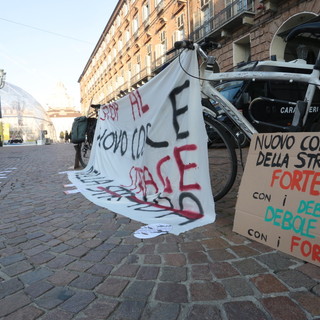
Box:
78, 104, 101, 168
77, 23, 320, 201
167, 21, 320, 200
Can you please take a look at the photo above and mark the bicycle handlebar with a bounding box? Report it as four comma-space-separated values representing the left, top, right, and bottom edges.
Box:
174, 40, 195, 50
166, 38, 221, 55
166, 40, 194, 55
200, 38, 222, 51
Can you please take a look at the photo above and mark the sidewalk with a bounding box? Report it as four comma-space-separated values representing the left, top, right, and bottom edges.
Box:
0, 144, 319, 320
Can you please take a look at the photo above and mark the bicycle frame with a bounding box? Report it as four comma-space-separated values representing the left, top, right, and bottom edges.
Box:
196, 44, 320, 139
201, 78, 257, 139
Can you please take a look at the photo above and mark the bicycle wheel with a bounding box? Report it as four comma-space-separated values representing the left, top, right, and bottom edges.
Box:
203, 113, 238, 201
79, 139, 92, 168
202, 98, 249, 148
79, 117, 97, 168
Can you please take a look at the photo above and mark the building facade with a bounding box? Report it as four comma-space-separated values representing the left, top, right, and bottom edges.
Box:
47, 108, 82, 142
78, 0, 320, 114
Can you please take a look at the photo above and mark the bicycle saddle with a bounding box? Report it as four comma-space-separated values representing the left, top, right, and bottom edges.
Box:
286, 21, 320, 41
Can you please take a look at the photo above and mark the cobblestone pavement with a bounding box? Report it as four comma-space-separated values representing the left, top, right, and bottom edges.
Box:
0, 144, 319, 320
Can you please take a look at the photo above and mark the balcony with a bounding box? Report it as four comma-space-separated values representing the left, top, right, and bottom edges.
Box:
191, 0, 255, 42
106, 66, 154, 102
143, 18, 150, 29
114, 82, 130, 100
133, 31, 139, 40
151, 55, 166, 73
131, 67, 152, 88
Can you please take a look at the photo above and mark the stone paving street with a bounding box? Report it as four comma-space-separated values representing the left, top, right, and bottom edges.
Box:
0, 143, 319, 320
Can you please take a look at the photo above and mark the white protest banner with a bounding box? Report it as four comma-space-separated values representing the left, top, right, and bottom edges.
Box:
234, 133, 320, 266
68, 49, 215, 235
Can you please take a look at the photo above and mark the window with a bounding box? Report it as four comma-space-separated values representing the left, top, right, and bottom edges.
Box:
156, 30, 167, 65
133, 15, 139, 34
200, 0, 209, 9
123, 2, 128, 16
117, 73, 124, 86
102, 61, 107, 71
97, 47, 103, 59
160, 30, 166, 43
155, 44, 165, 65
118, 39, 123, 51
134, 59, 141, 76
193, 11, 201, 29
233, 35, 251, 66
116, 16, 121, 27
225, 0, 233, 19
236, 0, 254, 11
143, 1, 150, 21
145, 54, 151, 72
177, 14, 184, 29
125, 30, 130, 43
172, 30, 184, 45
202, 5, 211, 34
155, 0, 164, 10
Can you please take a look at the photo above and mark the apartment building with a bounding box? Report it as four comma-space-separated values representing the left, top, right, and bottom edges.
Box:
78, 0, 320, 113
78, 0, 189, 113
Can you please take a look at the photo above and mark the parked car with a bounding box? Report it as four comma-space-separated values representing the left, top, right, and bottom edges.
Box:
7, 138, 23, 144
211, 59, 320, 133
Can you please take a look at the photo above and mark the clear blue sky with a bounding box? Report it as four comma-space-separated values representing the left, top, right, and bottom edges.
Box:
0, 0, 119, 109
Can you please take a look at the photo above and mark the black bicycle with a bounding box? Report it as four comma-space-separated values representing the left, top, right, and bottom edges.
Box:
78, 104, 101, 168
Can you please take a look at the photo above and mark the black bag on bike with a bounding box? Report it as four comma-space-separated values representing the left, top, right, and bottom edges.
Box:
70, 116, 88, 144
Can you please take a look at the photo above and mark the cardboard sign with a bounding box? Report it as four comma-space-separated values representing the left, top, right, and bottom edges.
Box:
234, 132, 320, 266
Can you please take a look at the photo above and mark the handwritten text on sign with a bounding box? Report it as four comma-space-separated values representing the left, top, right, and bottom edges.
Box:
234, 133, 320, 266
68, 49, 215, 235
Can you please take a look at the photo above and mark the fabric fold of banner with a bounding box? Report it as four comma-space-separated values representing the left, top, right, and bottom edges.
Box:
68, 49, 216, 235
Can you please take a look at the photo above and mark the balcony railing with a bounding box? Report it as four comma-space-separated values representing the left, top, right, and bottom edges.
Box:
104, 66, 153, 102
152, 55, 166, 71
191, 0, 254, 42
143, 18, 150, 29
130, 66, 152, 86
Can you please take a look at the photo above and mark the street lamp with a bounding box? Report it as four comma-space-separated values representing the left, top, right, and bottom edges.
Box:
0, 69, 6, 146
